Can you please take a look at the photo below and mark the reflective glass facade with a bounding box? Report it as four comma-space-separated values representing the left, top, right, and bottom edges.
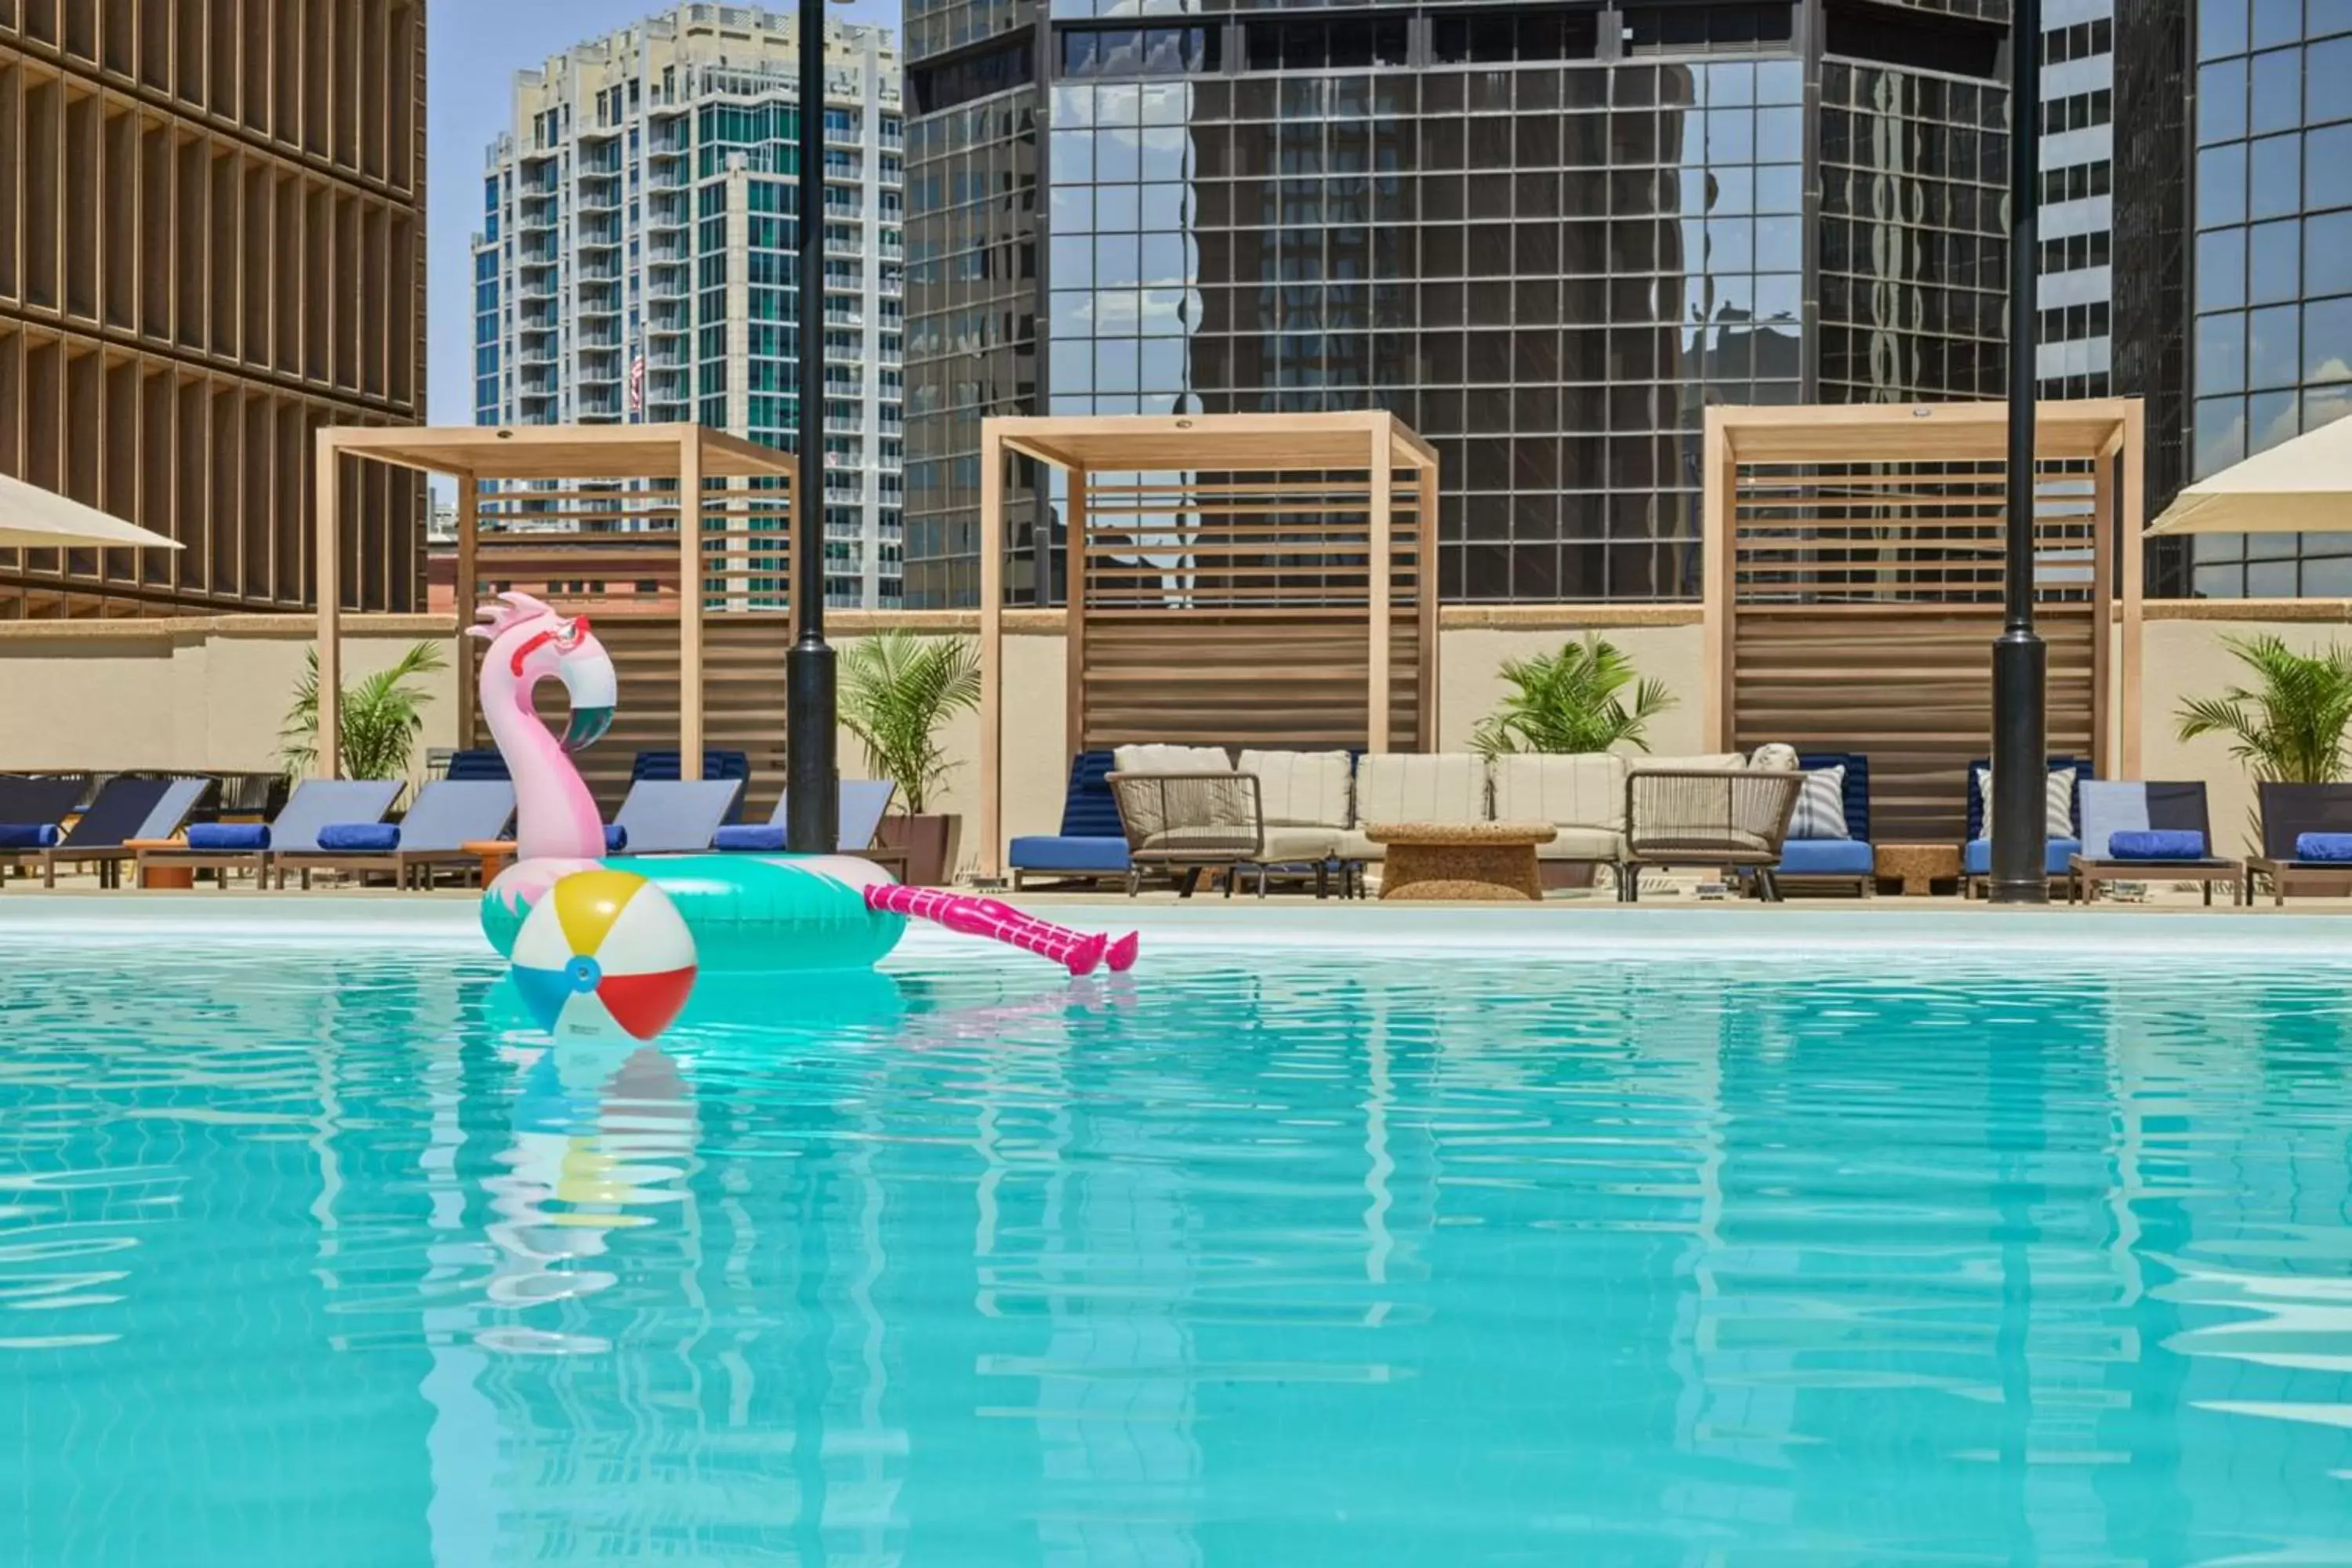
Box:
2176, 0, 2352, 595
906, 0, 2018, 607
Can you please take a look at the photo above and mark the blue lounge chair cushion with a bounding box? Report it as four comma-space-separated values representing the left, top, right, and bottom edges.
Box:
0, 824, 60, 849
318, 822, 400, 852
1963, 837, 2080, 877
1777, 838, 1874, 876
1010, 834, 1132, 872
2108, 829, 2207, 862
605, 825, 628, 853
713, 825, 787, 852
2294, 832, 2352, 862
187, 822, 270, 851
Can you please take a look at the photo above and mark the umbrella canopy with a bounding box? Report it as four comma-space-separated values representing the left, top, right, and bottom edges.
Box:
2148, 411, 2352, 535
0, 470, 182, 551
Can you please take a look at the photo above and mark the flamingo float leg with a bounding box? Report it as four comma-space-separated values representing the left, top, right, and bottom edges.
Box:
862, 884, 1138, 975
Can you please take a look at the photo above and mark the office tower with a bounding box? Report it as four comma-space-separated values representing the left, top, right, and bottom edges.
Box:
903, 0, 2017, 608
2120, 0, 2352, 597
474, 6, 908, 608
2036, 0, 2112, 399
0, 3, 427, 619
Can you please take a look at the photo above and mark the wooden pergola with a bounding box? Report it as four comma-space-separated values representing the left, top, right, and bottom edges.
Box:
313, 423, 797, 781
978, 411, 1441, 874
1701, 400, 2145, 840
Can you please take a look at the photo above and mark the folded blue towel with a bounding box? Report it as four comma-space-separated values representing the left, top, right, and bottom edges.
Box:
2108, 829, 2207, 861
604, 824, 628, 853
0, 824, 60, 850
187, 822, 269, 851
2296, 832, 2352, 862
317, 822, 399, 852
712, 824, 787, 852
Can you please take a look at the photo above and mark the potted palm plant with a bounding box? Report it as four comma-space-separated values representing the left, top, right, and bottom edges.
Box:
1472, 634, 1674, 757
1472, 635, 1674, 889
840, 630, 982, 885
281, 641, 448, 783
2177, 633, 2352, 851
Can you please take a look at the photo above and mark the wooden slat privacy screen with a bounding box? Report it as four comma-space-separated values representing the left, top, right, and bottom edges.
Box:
1704, 402, 2144, 843
312, 424, 797, 785
977, 412, 1441, 874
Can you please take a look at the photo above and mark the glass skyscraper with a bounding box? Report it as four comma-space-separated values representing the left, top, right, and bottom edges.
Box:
2121, 0, 2352, 597
904, 0, 2019, 608
474, 5, 909, 608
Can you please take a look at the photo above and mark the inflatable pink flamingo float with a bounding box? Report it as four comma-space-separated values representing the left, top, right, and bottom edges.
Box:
469, 593, 1136, 977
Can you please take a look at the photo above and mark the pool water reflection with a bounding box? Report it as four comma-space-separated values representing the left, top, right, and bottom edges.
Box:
4, 940, 2352, 1563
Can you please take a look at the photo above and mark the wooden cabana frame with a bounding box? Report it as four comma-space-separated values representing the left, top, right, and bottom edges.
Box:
313, 423, 797, 782
977, 411, 1441, 876
1703, 400, 2145, 841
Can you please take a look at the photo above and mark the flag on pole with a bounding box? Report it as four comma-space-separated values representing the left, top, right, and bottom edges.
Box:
627, 340, 646, 420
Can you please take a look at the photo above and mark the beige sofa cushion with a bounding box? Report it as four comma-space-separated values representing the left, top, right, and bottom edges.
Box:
1639, 752, 1748, 772
1113, 743, 1233, 775
1541, 826, 1628, 862
1490, 753, 1629, 835
1261, 826, 1343, 862
1352, 753, 1489, 827
1237, 749, 1352, 828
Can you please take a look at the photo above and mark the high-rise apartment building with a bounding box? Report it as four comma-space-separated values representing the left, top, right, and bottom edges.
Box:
0, 2, 427, 619
473, 5, 908, 609
903, 0, 2018, 608
2036, 0, 2112, 400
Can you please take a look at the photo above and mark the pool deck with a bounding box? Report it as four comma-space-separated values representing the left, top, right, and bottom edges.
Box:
6, 885, 2352, 960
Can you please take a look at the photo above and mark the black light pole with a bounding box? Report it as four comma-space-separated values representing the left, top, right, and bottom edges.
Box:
786, 0, 840, 854
1990, 0, 2047, 905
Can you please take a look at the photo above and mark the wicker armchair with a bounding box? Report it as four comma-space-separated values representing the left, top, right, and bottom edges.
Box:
1621, 768, 1805, 902
1106, 771, 1265, 897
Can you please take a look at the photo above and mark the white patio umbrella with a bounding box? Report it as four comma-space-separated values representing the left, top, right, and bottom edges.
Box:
0, 470, 182, 551
2148, 408, 2352, 535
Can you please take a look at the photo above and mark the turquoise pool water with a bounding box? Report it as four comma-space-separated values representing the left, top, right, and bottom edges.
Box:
5, 914, 2352, 1563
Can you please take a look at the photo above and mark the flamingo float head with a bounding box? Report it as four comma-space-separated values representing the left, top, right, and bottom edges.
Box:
469, 591, 619, 752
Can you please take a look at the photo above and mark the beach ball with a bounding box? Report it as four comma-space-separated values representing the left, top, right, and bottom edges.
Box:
509, 869, 697, 1041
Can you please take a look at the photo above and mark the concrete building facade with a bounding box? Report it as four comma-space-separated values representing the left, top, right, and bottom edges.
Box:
0, 1, 429, 619
472, 4, 909, 608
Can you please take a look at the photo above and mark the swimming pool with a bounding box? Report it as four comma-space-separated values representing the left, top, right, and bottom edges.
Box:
5, 903, 2351, 1563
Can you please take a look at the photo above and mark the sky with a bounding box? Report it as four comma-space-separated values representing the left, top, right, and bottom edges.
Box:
423, 0, 901, 437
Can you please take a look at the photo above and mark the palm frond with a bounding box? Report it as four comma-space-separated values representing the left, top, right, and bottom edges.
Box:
2175, 633, 2352, 786
280, 641, 446, 782
1472, 635, 1674, 757
838, 630, 982, 813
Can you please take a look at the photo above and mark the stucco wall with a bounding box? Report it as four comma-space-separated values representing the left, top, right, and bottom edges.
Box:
0, 616, 461, 782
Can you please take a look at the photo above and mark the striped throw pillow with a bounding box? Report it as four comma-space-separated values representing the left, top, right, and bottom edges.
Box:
1974, 766, 2077, 842
1788, 764, 1849, 840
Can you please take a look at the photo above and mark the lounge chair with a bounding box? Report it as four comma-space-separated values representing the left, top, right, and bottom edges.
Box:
2067, 782, 2242, 905
1010, 751, 1134, 890
710, 779, 900, 858
631, 750, 752, 823
0, 777, 91, 871
1769, 753, 1875, 897
18, 777, 211, 889
2244, 781, 2352, 904
610, 778, 745, 854
270, 780, 519, 890
134, 779, 405, 890
1961, 755, 2093, 898
1109, 771, 1265, 897
1620, 765, 1804, 901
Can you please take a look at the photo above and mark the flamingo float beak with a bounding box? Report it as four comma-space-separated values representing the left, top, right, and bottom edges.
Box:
557, 630, 619, 753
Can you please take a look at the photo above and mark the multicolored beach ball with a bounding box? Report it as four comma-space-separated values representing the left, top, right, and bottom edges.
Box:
510, 869, 698, 1041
